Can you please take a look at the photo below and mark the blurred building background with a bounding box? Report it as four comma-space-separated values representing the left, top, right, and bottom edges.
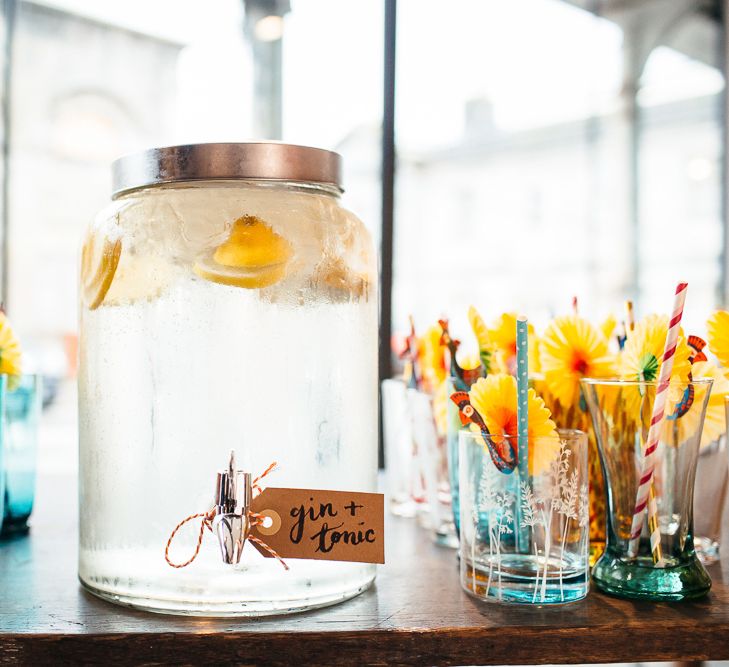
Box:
0, 0, 724, 466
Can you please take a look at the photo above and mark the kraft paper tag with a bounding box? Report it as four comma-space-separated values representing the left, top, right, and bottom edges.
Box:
250, 488, 385, 564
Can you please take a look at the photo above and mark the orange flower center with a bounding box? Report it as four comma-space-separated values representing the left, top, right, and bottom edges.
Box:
572, 353, 588, 375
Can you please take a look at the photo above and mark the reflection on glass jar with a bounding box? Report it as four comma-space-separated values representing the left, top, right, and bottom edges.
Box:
78, 143, 378, 616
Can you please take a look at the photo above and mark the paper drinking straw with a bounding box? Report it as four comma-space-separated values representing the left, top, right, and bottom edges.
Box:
625, 300, 635, 331
516, 317, 530, 552
629, 296, 663, 563
627, 282, 688, 563
516, 316, 529, 477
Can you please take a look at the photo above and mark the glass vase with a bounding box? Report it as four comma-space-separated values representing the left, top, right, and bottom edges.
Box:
581, 378, 713, 601
459, 429, 590, 604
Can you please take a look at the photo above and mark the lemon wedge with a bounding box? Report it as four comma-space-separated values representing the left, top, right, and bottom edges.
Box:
81, 233, 123, 310
194, 215, 292, 289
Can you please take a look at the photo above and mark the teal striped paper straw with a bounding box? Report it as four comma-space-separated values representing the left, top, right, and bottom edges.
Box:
516, 316, 530, 552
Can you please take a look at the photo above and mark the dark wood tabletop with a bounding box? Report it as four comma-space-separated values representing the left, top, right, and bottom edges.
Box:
1, 474, 729, 666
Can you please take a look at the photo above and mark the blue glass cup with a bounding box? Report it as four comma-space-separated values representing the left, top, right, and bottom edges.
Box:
2, 374, 42, 534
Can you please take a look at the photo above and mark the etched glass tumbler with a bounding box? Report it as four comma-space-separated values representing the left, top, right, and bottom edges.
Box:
459, 430, 589, 604
582, 378, 713, 601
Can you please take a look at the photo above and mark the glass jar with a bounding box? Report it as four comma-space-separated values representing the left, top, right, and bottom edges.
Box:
78, 143, 378, 616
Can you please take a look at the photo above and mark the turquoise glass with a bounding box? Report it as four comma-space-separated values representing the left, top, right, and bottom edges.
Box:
582, 378, 712, 601
2, 374, 42, 534
0, 375, 6, 532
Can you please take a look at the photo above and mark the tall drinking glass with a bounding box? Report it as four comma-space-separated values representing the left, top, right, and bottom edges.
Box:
582, 378, 712, 601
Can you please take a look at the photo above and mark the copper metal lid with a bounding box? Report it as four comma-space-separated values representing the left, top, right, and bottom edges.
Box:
111, 142, 343, 197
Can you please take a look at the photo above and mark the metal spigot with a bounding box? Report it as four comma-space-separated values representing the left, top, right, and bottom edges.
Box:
211, 451, 252, 565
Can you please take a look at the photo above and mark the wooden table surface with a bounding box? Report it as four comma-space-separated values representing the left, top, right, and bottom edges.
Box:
1, 474, 729, 666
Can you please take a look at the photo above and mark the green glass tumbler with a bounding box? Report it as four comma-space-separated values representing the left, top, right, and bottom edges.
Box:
581, 378, 712, 601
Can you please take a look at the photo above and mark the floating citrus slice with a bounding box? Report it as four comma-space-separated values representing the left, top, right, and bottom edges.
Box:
193, 215, 292, 289
81, 233, 123, 310
314, 256, 369, 298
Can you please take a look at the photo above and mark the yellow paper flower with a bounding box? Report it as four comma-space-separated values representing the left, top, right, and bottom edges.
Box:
707, 310, 729, 368
468, 305, 496, 372
468, 306, 490, 350
620, 314, 691, 383
417, 324, 447, 392
0, 312, 21, 377
666, 361, 728, 448
468, 374, 558, 475
600, 313, 617, 343
432, 380, 449, 437
539, 315, 615, 407
457, 351, 481, 372
488, 313, 535, 375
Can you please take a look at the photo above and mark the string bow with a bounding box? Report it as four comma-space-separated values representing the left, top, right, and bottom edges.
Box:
164, 461, 289, 570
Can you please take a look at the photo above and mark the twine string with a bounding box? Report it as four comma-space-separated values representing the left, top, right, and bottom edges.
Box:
164, 510, 215, 569
164, 462, 287, 569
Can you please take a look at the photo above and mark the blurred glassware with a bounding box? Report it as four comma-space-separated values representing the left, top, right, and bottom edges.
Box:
446, 377, 463, 536
582, 378, 712, 601
693, 395, 729, 564
408, 388, 457, 547
2, 374, 42, 534
0, 375, 6, 533
459, 429, 590, 604
382, 378, 419, 517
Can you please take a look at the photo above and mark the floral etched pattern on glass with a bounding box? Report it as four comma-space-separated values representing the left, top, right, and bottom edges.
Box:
459, 430, 589, 604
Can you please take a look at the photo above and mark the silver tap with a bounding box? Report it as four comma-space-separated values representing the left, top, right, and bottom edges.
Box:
211, 451, 252, 565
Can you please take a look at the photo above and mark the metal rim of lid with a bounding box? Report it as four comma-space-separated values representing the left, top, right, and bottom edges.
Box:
111, 142, 343, 198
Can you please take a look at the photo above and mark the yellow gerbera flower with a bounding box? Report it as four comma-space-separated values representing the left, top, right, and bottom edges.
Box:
468, 306, 490, 350
665, 361, 728, 448
540, 315, 615, 407
620, 314, 691, 383
707, 310, 729, 368
468, 305, 496, 372
432, 380, 449, 437
0, 312, 21, 377
457, 351, 481, 372
468, 374, 558, 475
600, 313, 617, 343
488, 312, 536, 375
417, 324, 447, 393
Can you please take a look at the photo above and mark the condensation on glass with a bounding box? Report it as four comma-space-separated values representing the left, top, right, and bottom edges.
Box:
78, 143, 378, 616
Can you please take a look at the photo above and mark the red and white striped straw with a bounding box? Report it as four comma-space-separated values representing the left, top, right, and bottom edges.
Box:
627, 281, 688, 562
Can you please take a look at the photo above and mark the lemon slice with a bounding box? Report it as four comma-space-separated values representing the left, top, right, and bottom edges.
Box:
315, 256, 369, 298
81, 233, 123, 310
193, 215, 292, 289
